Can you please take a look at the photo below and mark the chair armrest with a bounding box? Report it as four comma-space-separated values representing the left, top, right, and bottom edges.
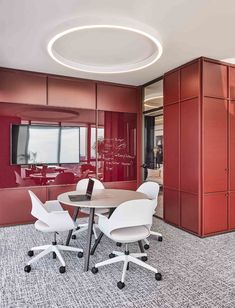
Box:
44, 200, 63, 212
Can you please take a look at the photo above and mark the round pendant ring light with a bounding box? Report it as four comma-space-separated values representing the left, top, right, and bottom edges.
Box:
47, 25, 163, 74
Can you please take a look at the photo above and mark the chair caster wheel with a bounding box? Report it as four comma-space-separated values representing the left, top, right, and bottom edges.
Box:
59, 266, 66, 274
52, 252, 56, 259
117, 281, 125, 289
158, 236, 163, 242
116, 242, 122, 247
27, 250, 34, 257
72, 235, 76, 240
91, 267, 98, 274
77, 252, 83, 258
109, 253, 115, 258
24, 265, 31, 273
141, 256, 148, 262
144, 244, 150, 250
76, 226, 80, 230
155, 273, 162, 281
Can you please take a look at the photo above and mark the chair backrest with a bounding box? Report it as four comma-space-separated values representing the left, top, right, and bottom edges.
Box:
108, 199, 155, 234
136, 182, 160, 200
28, 190, 49, 224
76, 178, 104, 191
53, 172, 75, 185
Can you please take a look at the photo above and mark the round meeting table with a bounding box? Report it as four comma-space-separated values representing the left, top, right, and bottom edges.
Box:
57, 189, 148, 272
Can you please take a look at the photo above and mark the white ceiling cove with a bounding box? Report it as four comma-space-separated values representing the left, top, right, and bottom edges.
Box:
1, 0, 235, 85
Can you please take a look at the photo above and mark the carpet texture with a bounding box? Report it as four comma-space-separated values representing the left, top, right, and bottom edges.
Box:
0, 218, 234, 308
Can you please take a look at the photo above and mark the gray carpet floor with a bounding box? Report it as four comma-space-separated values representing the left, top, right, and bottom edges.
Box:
0, 218, 234, 308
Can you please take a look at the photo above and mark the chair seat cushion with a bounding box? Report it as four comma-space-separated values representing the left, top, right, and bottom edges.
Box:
34, 219, 74, 233
99, 224, 150, 243
80, 207, 109, 215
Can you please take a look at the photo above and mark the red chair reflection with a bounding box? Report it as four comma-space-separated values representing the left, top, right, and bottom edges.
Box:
52, 172, 75, 185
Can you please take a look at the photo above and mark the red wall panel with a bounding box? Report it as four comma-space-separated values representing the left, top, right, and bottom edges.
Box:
180, 98, 199, 193
203, 193, 228, 235
0, 187, 47, 226
164, 188, 180, 226
203, 61, 227, 98
97, 84, 138, 113
48, 77, 96, 109
229, 192, 235, 229
181, 61, 200, 100
181, 192, 199, 234
203, 97, 228, 192
229, 101, 235, 190
164, 70, 180, 105
164, 103, 180, 189
0, 70, 47, 105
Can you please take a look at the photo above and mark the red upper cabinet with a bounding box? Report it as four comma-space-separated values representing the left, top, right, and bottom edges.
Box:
229, 67, 235, 99
229, 101, 235, 190
48, 77, 96, 109
203, 97, 228, 193
203, 61, 228, 98
181, 61, 200, 100
0, 69, 47, 105
164, 103, 180, 189
164, 70, 180, 105
97, 84, 138, 113
180, 98, 199, 193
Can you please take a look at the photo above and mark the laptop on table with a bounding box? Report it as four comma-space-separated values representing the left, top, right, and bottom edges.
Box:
68, 178, 95, 202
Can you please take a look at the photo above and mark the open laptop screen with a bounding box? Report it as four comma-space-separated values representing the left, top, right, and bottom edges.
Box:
86, 178, 95, 199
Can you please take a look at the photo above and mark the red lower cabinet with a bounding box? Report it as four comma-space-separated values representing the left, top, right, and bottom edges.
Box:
181, 192, 199, 234
164, 188, 180, 226
203, 193, 228, 235
0, 187, 47, 226
229, 192, 235, 230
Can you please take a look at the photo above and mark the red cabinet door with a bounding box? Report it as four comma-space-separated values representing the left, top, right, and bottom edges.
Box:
97, 84, 138, 113
203, 61, 227, 98
0, 69, 47, 105
164, 70, 180, 105
164, 103, 180, 189
48, 77, 96, 109
180, 98, 199, 193
203, 97, 228, 192
181, 61, 200, 101
181, 192, 199, 234
229, 192, 235, 230
229, 67, 235, 100
229, 101, 235, 190
164, 188, 180, 226
203, 192, 228, 235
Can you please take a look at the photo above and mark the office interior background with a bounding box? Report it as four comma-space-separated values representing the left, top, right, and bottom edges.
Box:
0, 1, 234, 307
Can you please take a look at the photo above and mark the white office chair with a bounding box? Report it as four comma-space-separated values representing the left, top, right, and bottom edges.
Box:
91, 199, 162, 289
71, 178, 109, 240
137, 182, 163, 249
24, 191, 83, 274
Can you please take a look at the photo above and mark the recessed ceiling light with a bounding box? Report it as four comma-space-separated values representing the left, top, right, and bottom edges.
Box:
47, 25, 163, 74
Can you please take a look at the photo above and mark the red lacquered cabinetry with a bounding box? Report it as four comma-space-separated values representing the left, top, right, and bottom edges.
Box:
97, 84, 138, 113
0, 69, 47, 105
48, 76, 96, 109
164, 57, 234, 237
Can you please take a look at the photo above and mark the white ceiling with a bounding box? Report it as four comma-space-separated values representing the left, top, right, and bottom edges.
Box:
1, 0, 235, 86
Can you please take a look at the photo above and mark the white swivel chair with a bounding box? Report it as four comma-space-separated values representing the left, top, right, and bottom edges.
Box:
137, 182, 163, 249
91, 199, 162, 289
71, 178, 109, 240
24, 191, 83, 274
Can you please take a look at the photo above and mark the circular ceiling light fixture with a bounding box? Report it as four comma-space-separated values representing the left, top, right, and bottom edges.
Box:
144, 95, 163, 108
222, 58, 235, 64
47, 25, 162, 74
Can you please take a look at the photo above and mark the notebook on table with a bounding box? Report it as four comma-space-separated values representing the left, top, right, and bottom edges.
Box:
68, 178, 95, 202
